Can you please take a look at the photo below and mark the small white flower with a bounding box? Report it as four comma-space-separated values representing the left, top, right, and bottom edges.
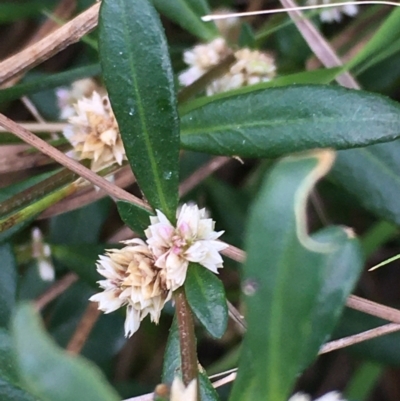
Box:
145, 204, 228, 291
179, 38, 231, 87
289, 392, 347, 401
56, 78, 102, 120
306, 0, 358, 23
179, 38, 276, 95
63, 91, 126, 171
89, 239, 172, 337
31, 228, 55, 282
213, 8, 240, 39
170, 377, 197, 401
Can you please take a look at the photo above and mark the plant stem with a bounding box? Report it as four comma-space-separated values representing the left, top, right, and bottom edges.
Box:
174, 286, 199, 389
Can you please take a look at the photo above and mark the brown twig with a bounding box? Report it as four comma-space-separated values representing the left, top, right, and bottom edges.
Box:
0, 113, 150, 210
320, 323, 400, 354
66, 301, 102, 354
179, 156, 231, 197
38, 166, 136, 219
279, 0, 360, 89
0, 2, 100, 85
174, 287, 199, 390
34, 272, 78, 311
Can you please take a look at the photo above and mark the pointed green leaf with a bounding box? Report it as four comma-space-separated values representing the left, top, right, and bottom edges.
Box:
181, 86, 400, 158
0, 64, 100, 104
99, 0, 180, 222
116, 201, 153, 235
300, 227, 363, 367
331, 141, 400, 225
152, 0, 218, 41
346, 8, 400, 72
12, 303, 120, 401
230, 151, 361, 401
185, 263, 228, 339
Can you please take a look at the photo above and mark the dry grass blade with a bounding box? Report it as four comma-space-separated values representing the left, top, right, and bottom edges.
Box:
67, 302, 102, 354
0, 2, 100, 85
179, 156, 231, 197
279, 0, 360, 89
0, 123, 66, 132
346, 295, 400, 323
320, 323, 400, 354
34, 272, 78, 311
38, 166, 136, 219
0, 113, 150, 210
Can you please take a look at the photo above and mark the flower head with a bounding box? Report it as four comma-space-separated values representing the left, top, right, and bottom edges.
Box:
289, 392, 347, 401
63, 91, 126, 171
56, 78, 102, 120
145, 204, 228, 290
178, 38, 276, 95
306, 0, 358, 23
89, 239, 171, 337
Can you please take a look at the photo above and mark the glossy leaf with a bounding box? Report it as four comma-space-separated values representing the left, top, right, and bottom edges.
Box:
300, 227, 363, 367
152, 0, 218, 41
181, 86, 400, 158
99, 0, 180, 222
0, 64, 100, 104
116, 201, 153, 235
230, 151, 362, 401
0, 244, 17, 328
12, 303, 120, 401
330, 141, 400, 225
179, 68, 342, 115
185, 263, 228, 339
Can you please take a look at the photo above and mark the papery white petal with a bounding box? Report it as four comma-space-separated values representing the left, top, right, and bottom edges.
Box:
90, 290, 125, 313
171, 377, 197, 401
124, 304, 141, 337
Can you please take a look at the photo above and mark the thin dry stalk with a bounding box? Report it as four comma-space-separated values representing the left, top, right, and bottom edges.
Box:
38, 166, 136, 219
66, 301, 102, 354
0, 113, 150, 209
320, 323, 400, 354
0, 3, 100, 85
279, 0, 360, 89
179, 156, 231, 197
0, 123, 66, 132
34, 272, 78, 311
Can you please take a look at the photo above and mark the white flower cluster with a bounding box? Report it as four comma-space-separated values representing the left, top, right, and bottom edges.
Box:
56, 78, 102, 120
289, 391, 347, 401
179, 37, 276, 95
90, 204, 227, 337
306, 0, 358, 23
62, 91, 126, 172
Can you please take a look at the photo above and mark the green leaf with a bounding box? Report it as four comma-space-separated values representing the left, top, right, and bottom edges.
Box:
199, 372, 220, 401
345, 8, 400, 72
116, 201, 153, 235
185, 263, 228, 339
162, 317, 181, 384
152, 0, 218, 41
330, 141, 400, 225
300, 227, 363, 368
99, 0, 180, 222
230, 151, 361, 401
12, 303, 120, 401
0, 244, 17, 328
181, 86, 400, 158
0, 64, 100, 104
179, 68, 342, 115
0, 0, 54, 23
